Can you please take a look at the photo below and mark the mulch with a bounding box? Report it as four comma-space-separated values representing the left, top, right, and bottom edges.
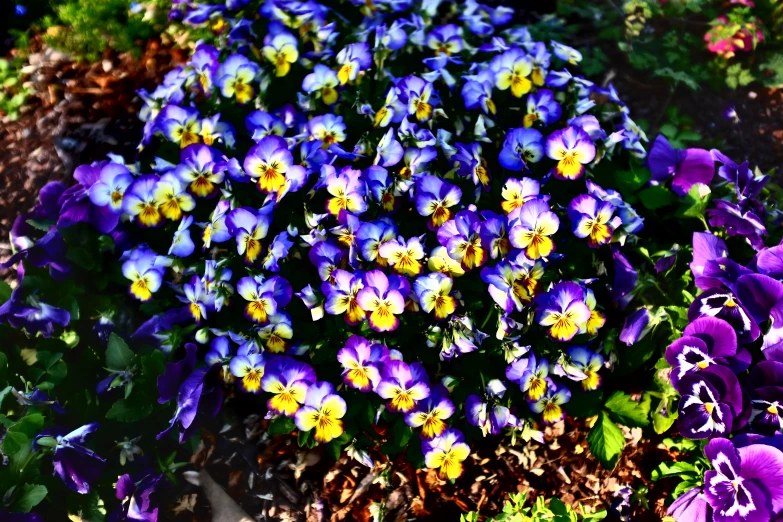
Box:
167, 410, 682, 522
0, 37, 185, 268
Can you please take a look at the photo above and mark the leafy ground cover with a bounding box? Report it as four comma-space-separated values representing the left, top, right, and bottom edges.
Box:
1, 1, 783, 522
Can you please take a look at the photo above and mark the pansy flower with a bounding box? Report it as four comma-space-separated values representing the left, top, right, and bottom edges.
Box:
506, 354, 550, 401
677, 365, 744, 439
263, 32, 299, 77
481, 261, 530, 314
174, 144, 226, 198
479, 212, 511, 260
230, 353, 267, 393
226, 207, 271, 264
262, 357, 316, 416
180, 275, 209, 323
190, 43, 219, 94
376, 360, 431, 413
647, 135, 714, 196
33, 424, 105, 494
422, 428, 470, 480
308, 114, 347, 146
236, 276, 279, 324
202, 200, 232, 249
453, 142, 490, 189
337, 335, 386, 392
568, 347, 604, 391
302, 64, 339, 105
294, 381, 346, 443
407, 385, 455, 438
466, 380, 512, 436
356, 270, 409, 332
397, 75, 439, 122
88, 163, 134, 215
568, 194, 621, 248
427, 24, 463, 55
245, 110, 286, 140
666, 317, 740, 390
379, 236, 425, 277
461, 77, 496, 115
523, 89, 561, 127
414, 272, 458, 320
501, 177, 540, 214
157, 105, 201, 148
499, 128, 544, 171
124, 175, 163, 228
155, 173, 195, 221
688, 288, 760, 344
309, 240, 345, 282
702, 438, 783, 522
244, 136, 295, 193
492, 48, 533, 97
529, 383, 571, 424
509, 199, 559, 260
215, 54, 260, 104
415, 175, 462, 229
336, 43, 372, 84
374, 128, 404, 168
437, 210, 486, 271
551, 41, 582, 64
428, 246, 466, 278
545, 126, 596, 180
122, 248, 165, 302
325, 166, 367, 215
747, 361, 783, 432
259, 312, 294, 353
537, 281, 591, 342
322, 269, 365, 325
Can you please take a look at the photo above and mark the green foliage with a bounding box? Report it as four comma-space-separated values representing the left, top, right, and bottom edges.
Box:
0, 58, 31, 121
725, 63, 755, 89
461, 492, 607, 522
42, 0, 168, 61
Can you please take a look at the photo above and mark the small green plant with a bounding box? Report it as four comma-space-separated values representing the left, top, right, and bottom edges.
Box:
461, 493, 607, 522
0, 58, 31, 121
41, 0, 169, 61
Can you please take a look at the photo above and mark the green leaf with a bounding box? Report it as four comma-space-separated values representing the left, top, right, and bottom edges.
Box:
639, 186, 675, 210
604, 392, 650, 428
268, 416, 296, 435
9, 484, 47, 513
614, 164, 650, 194
651, 461, 698, 481
653, 409, 678, 435
677, 184, 710, 220
106, 333, 134, 371
2, 431, 31, 471
8, 414, 45, 439
105, 395, 153, 423
0, 281, 11, 304
587, 412, 625, 469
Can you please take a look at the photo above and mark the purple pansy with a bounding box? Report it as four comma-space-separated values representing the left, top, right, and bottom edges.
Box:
647, 134, 715, 196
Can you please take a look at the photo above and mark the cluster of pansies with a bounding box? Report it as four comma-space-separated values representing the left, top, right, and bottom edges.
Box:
0, 0, 690, 519
656, 148, 783, 521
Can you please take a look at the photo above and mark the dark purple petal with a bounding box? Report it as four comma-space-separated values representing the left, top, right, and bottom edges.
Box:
646, 135, 678, 182
737, 274, 783, 325
672, 148, 714, 196
691, 232, 728, 283
611, 246, 637, 310
619, 308, 650, 346
687, 288, 760, 344
157, 343, 198, 405
52, 445, 105, 494
683, 317, 737, 359
756, 246, 783, 279
739, 444, 783, 514
666, 487, 712, 522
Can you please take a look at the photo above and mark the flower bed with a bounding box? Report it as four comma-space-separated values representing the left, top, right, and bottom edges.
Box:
1, 0, 781, 520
